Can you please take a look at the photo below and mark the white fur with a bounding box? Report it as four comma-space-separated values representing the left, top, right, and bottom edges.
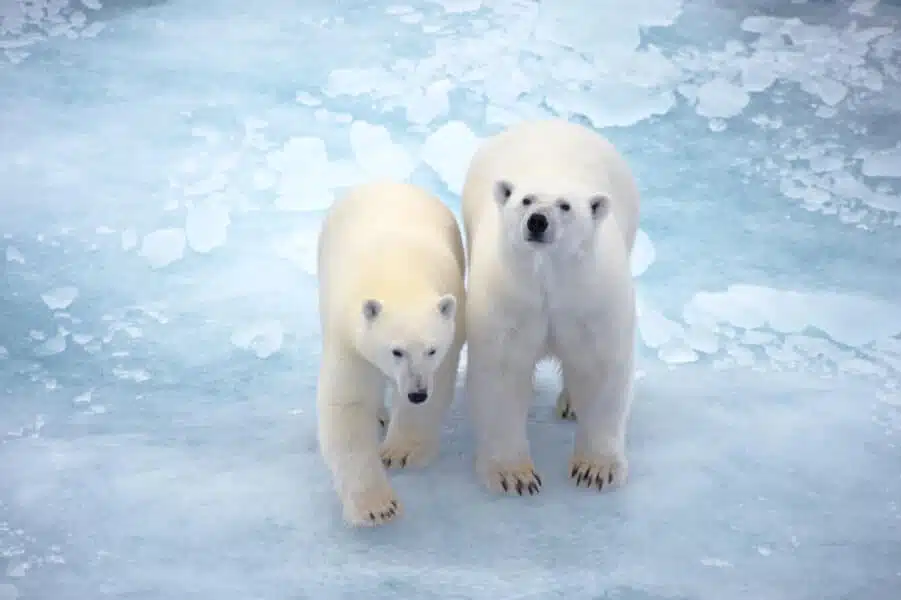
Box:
461, 119, 640, 495
316, 181, 466, 526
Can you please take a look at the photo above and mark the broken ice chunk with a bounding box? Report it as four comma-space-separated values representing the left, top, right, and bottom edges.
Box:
140, 228, 186, 269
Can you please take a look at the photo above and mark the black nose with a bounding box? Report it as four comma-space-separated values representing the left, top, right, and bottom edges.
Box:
526, 213, 548, 235
407, 391, 428, 404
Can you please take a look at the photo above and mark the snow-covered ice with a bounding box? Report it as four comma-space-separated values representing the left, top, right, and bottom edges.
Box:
1, 0, 900, 599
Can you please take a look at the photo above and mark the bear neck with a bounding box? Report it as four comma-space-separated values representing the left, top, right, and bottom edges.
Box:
498, 235, 597, 283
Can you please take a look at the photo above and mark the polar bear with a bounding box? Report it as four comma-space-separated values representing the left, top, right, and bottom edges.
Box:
461, 119, 640, 496
316, 181, 466, 526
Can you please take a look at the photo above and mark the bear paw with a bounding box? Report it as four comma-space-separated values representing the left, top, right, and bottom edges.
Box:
481, 459, 542, 496
380, 435, 439, 469
555, 389, 577, 421
343, 484, 402, 527
569, 452, 628, 491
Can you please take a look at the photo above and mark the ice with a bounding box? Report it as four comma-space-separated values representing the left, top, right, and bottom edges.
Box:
861, 147, 901, 178
349, 121, 416, 181
230, 320, 284, 359
2, 0, 901, 599
5, 245, 24, 263
630, 229, 656, 277
185, 202, 230, 254
33, 334, 66, 357
421, 121, 480, 193
695, 78, 751, 119
685, 284, 901, 347
139, 228, 186, 269
120, 228, 137, 251
432, 0, 482, 14
40, 286, 78, 310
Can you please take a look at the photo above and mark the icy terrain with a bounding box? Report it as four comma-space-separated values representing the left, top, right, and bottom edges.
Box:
1, 0, 900, 598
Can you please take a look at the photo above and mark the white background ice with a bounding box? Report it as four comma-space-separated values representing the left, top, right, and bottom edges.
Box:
1, 0, 901, 598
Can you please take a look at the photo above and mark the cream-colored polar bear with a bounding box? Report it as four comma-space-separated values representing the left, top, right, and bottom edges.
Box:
316, 181, 466, 526
461, 119, 639, 496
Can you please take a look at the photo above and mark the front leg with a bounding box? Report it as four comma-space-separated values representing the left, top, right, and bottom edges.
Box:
467, 337, 542, 496
381, 343, 462, 469
560, 348, 635, 492
317, 352, 400, 526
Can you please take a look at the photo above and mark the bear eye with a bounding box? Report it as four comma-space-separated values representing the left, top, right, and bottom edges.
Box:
392, 348, 405, 359
558, 201, 571, 212
425, 347, 437, 357
522, 195, 534, 207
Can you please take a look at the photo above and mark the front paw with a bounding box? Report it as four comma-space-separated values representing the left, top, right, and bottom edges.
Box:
380, 433, 439, 469
343, 482, 402, 527
555, 388, 577, 421
478, 457, 542, 496
569, 450, 628, 491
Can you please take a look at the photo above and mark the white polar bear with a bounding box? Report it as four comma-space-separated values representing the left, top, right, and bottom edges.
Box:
461, 119, 640, 496
316, 181, 466, 526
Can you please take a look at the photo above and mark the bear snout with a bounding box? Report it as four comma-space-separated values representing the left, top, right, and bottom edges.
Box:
407, 390, 429, 404
525, 211, 551, 243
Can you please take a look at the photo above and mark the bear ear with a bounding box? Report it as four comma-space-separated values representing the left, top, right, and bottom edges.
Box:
493, 180, 514, 205
362, 299, 382, 322
589, 194, 611, 221
436, 294, 456, 320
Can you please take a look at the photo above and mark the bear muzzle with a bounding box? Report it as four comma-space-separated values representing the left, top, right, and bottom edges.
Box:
407, 389, 429, 404
524, 211, 553, 244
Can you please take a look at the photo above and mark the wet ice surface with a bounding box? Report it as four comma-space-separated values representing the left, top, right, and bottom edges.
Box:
1, 0, 901, 598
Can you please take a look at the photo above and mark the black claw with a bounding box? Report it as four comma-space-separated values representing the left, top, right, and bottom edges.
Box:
400, 455, 408, 468
570, 465, 579, 478
500, 478, 509, 492
368, 511, 376, 521
527, 481, 539, 495
608, 471, 614, 484
515, 479, 525, 495
533, 471, 542, 486
595, 475, 604, 490
390, 500, 398, 509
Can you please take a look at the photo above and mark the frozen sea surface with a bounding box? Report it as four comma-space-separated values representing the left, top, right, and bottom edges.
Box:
1, 0, 901, 598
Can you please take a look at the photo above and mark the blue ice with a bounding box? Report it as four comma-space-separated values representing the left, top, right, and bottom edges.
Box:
1, 0, 900, 598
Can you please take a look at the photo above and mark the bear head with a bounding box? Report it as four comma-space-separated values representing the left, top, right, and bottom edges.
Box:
492, 178, 611, 259
355, 293, 457, 405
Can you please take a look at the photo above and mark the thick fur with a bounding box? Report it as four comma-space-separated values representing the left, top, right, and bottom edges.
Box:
461, 119, 640, 496
316, 181, 466, 526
